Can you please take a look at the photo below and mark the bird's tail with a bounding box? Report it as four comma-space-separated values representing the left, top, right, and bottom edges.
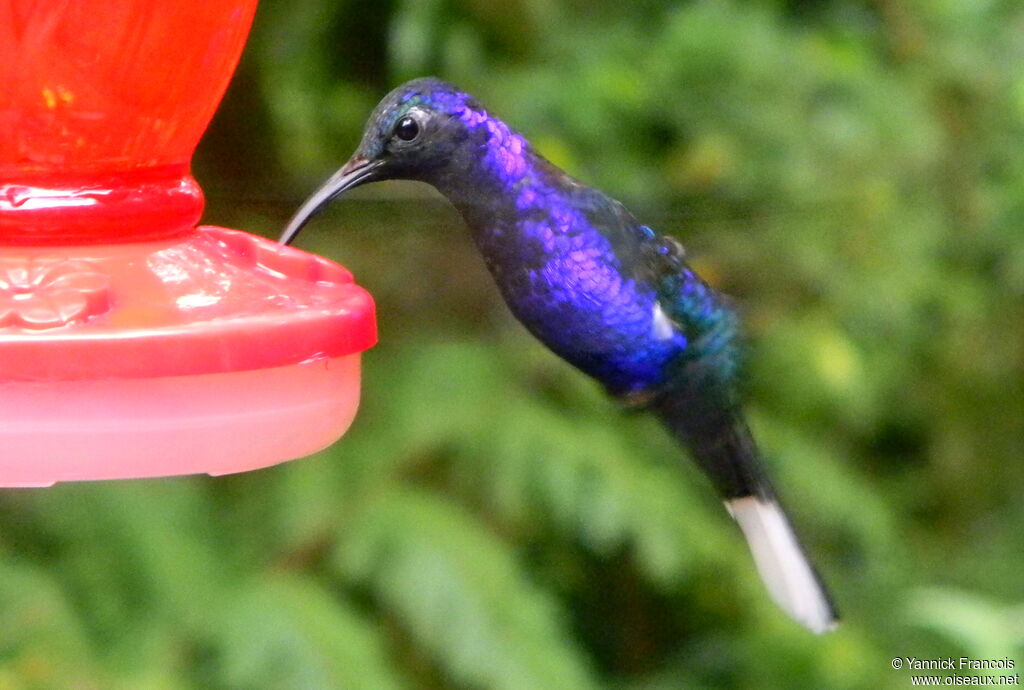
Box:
724, 489, 839, 634
652, 393, 839, 634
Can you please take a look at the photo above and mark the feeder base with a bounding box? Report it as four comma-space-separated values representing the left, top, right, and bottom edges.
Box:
0, 355, 360, 486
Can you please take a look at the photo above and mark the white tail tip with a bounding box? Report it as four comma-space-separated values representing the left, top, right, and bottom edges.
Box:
726, 496, 839, 634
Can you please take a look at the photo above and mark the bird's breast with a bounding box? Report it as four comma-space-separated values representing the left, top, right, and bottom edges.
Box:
473, 216, 686, 396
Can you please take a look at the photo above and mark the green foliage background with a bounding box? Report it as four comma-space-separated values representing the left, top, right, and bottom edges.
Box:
3, 0, 1023, 687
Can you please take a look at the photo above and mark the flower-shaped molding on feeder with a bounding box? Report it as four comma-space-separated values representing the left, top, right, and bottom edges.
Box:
0, 0, 376, 485
0, 258, 111, 329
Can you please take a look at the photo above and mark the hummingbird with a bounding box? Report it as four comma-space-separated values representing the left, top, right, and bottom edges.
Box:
280, 77, 838, 633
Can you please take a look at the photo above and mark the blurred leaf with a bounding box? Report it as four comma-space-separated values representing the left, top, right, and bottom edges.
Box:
908, 588, 1024, 662
0, 558, 101, 688
216, 575, 406, 690
334, 487, 600, 689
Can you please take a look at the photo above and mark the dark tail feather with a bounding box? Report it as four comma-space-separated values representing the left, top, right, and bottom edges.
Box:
651, 392, 840, 633
674, 407, 774, 501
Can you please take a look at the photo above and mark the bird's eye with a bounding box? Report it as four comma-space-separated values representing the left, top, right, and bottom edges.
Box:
393, 116, 420, 142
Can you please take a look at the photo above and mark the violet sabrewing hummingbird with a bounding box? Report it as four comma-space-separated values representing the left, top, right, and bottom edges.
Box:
280, 78, 838, 633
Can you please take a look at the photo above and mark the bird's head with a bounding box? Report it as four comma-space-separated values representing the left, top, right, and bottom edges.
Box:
281, 77, 525, 245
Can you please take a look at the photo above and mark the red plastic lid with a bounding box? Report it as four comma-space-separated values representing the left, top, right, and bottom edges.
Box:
0, 227, 376, 380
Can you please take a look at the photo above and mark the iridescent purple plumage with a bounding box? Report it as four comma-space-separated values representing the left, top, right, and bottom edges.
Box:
280, 78, 838, 633
395, 80, 735, 397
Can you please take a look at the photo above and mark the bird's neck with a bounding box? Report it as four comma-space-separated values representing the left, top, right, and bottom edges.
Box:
422, 114, 562, 227
430, 140, 571, 238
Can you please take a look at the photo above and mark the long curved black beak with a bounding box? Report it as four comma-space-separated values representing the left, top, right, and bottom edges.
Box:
279, 156, 384, 245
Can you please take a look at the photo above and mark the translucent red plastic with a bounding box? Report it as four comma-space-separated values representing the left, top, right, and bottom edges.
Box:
0, 0, 252, 244
0, 0, 377, 485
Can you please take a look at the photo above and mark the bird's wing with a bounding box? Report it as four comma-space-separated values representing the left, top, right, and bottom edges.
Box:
588, 197, 743, 376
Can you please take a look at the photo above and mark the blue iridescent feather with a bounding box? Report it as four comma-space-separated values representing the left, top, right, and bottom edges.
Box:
397, 80, 741, 398
280, 78, 838, 632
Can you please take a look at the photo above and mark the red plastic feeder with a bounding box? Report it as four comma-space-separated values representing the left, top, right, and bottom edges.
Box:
0, 1, 376, 485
